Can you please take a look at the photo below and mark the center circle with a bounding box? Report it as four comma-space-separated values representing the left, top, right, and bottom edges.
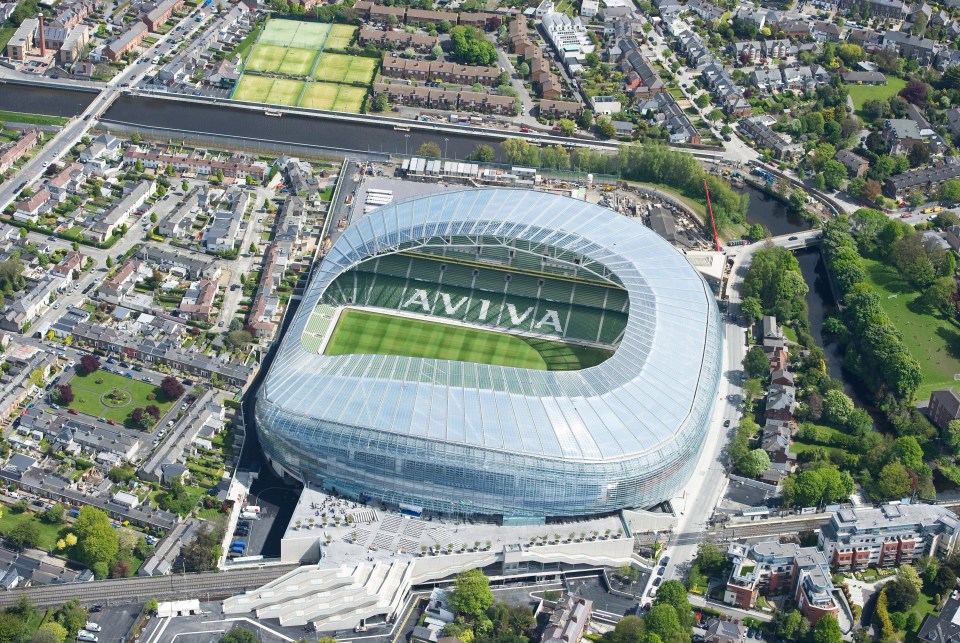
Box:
101, 388, 131, 408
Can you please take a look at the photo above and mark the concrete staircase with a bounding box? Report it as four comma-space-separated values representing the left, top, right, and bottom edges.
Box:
223, 559, 414, 630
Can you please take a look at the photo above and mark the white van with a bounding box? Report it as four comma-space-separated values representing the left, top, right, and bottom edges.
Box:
85, 622, 101, 633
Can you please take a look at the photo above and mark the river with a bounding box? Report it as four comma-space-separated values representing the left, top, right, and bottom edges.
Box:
741, 185, 864, 402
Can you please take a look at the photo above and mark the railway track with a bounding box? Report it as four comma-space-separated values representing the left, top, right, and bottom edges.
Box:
0, 564, 299, 610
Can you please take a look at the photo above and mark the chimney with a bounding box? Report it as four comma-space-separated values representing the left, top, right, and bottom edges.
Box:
36, 13, 46, 57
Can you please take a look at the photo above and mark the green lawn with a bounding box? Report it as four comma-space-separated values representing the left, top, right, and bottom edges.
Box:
69, 370, 175, 426
324, 309, 612, 371
0, 511, 66, 551
906, 590, 939, 641
325, 24, 357, 49
0, 110, 69, 126
862, 258, 960, 400
0, 26, 16, 52
313, 53, 377, 84
846, 78, 907, 117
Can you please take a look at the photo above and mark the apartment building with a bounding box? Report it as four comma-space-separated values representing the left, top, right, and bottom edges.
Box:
819, 505, 960, 571
541, 10, 594, 64
380, 55, 500, 86
884, 162, 960, 198
739, 116, 800, 159
87, 180, 155, 242
0, 129, 41, 174
929, 388, 960, 430
373, 83, 514, 114
142, 0, 184, 31
6, 18, 37, 61
105, 22, 148, 60
724, 541, 838, 623
122, 147, 266, 180
358, 28, 439, 52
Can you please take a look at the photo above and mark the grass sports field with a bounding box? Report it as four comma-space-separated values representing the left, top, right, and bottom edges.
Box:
845, 78, 907, 116
300, 82, 366, 112
69, 370, 175, 425
863, 258, 960, 399
313, 53, 377, 84
259, 19, 330, 48
233, 76, 304, 105
325, 24, 357, 49
246, 44, 317, 76
324, 309, 611, 371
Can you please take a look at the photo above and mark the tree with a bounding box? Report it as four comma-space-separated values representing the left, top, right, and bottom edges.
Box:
900, 80, 930, 106
449, 569, 493, 617
8, 520, 41, 549
741, 296, 763, 325
222, 627, 259, 643
578, 110, 594, 130
909, 142, 931, 168
160, 376, 185, 400
224, 330, 253, 350
611, 615, 645, 643
694, 93, 711, 109
558, 119, 576, 136
886, 575, 920, 611
876, 461, 913, 500
73, 506, 119, 568
181, 180, 189, 192
53, 384, 73, 406
812, 616, 842, 643
652, 580, 692, 628
371, 93, 389, 112
77, 355, 100, 376
42, 504, 64, 525
822, 389, 854, 427
468, 144, 495, 162
111, 558, 131, 578
892, 435, 924, 471
502, 137, 532, 164
31, 622, 67, 643
597, 116, 616, 138
933, 565, 957, 595
418, 142, 442, 158
743, 345, 770, 379
517, 62, 529, 77
644, 604, 682, 641
821, 160, 848, 191
924, 276, 957, 314
739, 449, 771, 477
449, 26, 497, 65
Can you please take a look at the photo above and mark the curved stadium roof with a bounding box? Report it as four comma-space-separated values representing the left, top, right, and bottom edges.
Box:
262, 188, 720, 464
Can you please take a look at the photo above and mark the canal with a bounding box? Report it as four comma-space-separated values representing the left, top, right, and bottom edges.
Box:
0, 82, 96, 116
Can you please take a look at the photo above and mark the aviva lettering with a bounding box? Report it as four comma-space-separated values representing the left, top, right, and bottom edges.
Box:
401, 288, 565, 334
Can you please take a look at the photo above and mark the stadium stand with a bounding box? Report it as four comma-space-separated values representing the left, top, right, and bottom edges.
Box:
319, 249, 629, 348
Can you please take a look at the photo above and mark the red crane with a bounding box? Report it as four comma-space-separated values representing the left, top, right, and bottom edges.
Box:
703, 179, 721, 252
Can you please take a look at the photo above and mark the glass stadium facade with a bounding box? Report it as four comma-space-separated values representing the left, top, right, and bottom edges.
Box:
256, 189, 723, 521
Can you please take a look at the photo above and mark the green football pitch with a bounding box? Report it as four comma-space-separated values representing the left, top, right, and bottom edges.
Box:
323, 309, 612, 371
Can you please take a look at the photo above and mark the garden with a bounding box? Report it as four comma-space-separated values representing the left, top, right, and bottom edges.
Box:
68, 370, 175, 426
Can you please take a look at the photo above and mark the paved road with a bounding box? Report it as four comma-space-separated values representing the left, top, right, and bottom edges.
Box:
0, 564, 298, 609
651, 230, 822, 591
0, 9, 210, 215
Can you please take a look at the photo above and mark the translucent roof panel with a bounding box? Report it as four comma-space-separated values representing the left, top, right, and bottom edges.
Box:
263, 188, 721, 464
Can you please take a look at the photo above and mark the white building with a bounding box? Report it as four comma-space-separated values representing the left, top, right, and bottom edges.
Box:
580, 0, 600, 18
541, 10, 595, 63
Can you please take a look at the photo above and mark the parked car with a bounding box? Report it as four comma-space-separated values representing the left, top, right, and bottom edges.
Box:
68, 409, 78, 415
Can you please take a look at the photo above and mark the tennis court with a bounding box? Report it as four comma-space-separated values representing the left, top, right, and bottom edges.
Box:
234, 76, 305, 106
313, 53, 378, 84
325, 24, 357, 49
246, 44, 316, 76
259, 18, 330, 49
299, 82, 366, 112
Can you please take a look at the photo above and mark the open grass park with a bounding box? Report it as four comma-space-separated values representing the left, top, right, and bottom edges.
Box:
845, 78, 907, 116
69, 370, 175, 425
232, 18, 368, 113
862, 257, 960, 400
323, 309, 611, 371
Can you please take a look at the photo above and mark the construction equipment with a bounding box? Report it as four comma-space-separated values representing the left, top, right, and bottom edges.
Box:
703, 179, 721, 252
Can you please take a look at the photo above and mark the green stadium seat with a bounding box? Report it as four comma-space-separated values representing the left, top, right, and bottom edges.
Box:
564, 306, 604, 344
598, 311, 628, 345
438, 264, 476, 289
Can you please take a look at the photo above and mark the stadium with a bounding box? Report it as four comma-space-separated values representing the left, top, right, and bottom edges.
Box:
255, 188, 723, 522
